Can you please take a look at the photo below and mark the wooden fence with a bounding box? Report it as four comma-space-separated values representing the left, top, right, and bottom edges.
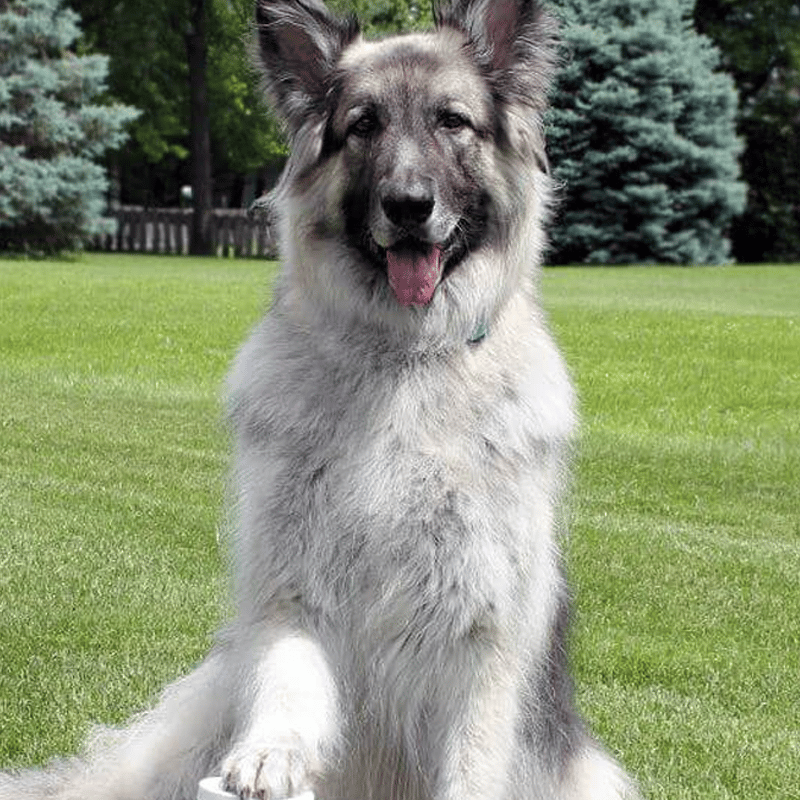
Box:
91, 206, 277, 258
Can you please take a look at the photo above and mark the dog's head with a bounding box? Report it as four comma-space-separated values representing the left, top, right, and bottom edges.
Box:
256, 0, 557, 344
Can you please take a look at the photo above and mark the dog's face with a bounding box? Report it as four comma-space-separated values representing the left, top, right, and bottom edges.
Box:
256, 0, 556, 330
332, 33, 496, 307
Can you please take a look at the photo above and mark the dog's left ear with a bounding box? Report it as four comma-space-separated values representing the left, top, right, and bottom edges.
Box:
434, 0, 557, 114
255, 0, 359, 131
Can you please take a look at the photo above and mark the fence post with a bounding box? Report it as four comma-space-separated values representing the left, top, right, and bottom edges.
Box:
90, 207, 276, 257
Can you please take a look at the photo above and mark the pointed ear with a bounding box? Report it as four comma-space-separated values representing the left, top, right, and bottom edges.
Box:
255, 0, 359, 131
435, 0, 558, 113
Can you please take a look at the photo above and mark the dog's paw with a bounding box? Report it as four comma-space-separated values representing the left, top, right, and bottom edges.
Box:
221, 735, 314, 800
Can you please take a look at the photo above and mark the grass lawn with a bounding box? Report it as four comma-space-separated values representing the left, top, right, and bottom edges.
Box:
1, 254, 798, 799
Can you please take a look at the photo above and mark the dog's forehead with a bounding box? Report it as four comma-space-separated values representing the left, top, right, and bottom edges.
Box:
337, 31, 487, 111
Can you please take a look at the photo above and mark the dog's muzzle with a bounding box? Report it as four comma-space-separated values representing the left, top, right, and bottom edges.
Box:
376, 181, 450, 307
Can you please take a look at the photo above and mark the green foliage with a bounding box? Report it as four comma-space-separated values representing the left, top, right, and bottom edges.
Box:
70, 0, 285, 205
206, 0, 287, 171
0, 0, 138, 253
694, 0, 800, 101
733, 88, 800, 262
72, 0, 188, 166
546, 0, 746, 264
695, 0, 800, 262
327, 0, 433, 35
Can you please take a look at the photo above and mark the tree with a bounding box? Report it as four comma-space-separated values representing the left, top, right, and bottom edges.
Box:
187, 0, 213, 255
69, 0, 284, 213
0, 0, 138, 253
695, 0, 800, 262
327, 0, 433, 34
545, 0, 746, 264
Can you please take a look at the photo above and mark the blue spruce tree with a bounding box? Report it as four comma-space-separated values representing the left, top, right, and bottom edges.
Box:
546, 0, 746, 264
0, 0, 138, 253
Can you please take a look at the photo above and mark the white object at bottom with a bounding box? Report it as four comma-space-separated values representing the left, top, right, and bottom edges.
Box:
198, 777, 315, 800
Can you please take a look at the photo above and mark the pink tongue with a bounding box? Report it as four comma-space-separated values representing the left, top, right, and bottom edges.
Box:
386, 246, 443, 307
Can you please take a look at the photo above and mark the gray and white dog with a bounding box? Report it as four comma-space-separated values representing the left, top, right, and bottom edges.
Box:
0, 2, 639, 800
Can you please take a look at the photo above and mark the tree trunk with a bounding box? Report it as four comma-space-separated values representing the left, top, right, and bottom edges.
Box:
186, 0, 213, 255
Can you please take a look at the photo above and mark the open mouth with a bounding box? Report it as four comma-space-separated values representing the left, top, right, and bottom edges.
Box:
372, 231, 468, 307
384, 240, 444, 307
349, 192, 489, 307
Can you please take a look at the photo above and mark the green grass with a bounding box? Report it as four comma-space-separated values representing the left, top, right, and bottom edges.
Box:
544, 265, 800, 799
0, 255, 272, 762
1, 255, 798, 799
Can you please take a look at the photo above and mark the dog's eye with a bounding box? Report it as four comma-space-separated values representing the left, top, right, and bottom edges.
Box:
439, 111, 470, 132
348, 111, 379, 139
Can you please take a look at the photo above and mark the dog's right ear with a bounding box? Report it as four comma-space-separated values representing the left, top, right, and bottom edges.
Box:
255, 0, 359, 131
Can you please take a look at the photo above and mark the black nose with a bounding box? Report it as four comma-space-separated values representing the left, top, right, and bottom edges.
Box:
381, 187, 435, 228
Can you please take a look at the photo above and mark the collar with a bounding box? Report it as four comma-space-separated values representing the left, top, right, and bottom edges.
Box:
468, 320, 488, 345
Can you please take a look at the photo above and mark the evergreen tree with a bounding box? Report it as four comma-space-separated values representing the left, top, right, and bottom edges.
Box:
546, 0, 746, 264
0, 0, 138, 253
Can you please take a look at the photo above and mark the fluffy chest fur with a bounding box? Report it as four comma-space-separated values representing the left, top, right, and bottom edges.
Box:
228, 291, 574, 671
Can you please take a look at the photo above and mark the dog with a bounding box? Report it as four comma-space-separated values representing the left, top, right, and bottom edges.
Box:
0, 2, 639, 800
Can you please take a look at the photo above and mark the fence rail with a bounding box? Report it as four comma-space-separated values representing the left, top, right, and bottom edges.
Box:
91, 207, 277, 258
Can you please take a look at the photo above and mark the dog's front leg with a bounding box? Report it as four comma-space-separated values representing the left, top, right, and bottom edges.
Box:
434, 655, 522, 800
221, 630, 339, 800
